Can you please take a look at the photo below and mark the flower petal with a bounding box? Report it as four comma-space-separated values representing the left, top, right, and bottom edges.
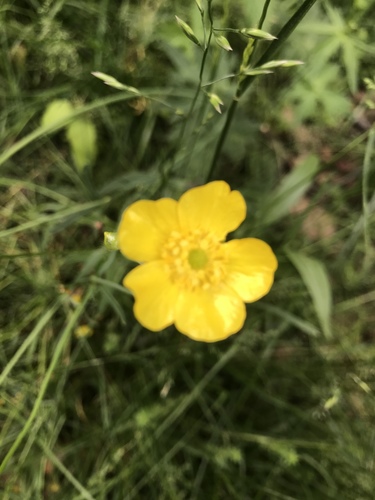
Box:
175, 286, 246, 342
223, 238, 278, 302
124, 261, 178, 331
118, 198, 179, 262
178, 181, 246, 241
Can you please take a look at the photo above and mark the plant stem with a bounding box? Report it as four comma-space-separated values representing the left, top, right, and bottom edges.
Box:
206, 0, 319, 181
238, 0, 319, 99
176, 3, 214, 152
206, 97, 238, 182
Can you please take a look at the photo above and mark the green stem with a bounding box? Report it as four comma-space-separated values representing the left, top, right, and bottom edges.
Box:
178, 3, 214, 142
206, 97, 238, 182
258, 0, 272, 28
162, 0, 214, 184
206, 0, 319, 181
251, 0, 272, 57
362, 126, 375, 259
238, 0, 319, 99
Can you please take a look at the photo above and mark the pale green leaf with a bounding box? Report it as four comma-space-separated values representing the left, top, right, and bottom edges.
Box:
286, 250, 332, 339
259, 155, 320, 225
41, 99, 74, 127
342, 38, 359, 94
66, 118, 97, 171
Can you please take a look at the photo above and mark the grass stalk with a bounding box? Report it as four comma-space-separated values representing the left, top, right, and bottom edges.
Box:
207, 0, 319, 180
0, 288, 93, 473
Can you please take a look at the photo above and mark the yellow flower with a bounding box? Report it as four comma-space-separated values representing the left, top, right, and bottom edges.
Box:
118, 181, 277, 342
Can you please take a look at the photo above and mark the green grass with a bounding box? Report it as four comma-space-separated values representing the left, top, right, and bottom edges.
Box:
1, 0, 375, 498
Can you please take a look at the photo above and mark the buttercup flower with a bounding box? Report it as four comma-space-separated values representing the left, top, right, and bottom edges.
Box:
118, 181, 277, 342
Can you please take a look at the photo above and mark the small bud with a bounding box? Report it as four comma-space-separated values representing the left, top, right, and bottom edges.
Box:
104, 231, 118, 251
260, 60, 304, 69
175, 16, 201, 46
74, 325, 93, 338
242, 68, 273, 76
195, 0, 204, 13
240, 28, 276, 41
214, 34, 233, 52
208, 93, 224, 114
91, 72, 140, 93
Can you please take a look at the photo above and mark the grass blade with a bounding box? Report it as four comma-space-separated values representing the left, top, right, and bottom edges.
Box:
0, 288, 93, 474
259, 154, 319, 225
286, 249, 332, 339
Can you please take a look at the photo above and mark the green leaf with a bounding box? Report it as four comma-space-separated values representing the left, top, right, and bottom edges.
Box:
342, 38, 359, 94
66, 118, 97, 171
286, 250, 332, 339
259, 155, 320, 225
41, 99, 74, 127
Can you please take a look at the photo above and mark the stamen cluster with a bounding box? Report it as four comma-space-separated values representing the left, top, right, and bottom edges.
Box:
161, 229, 227, 291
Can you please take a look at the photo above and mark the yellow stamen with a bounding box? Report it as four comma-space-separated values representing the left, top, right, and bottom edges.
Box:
161, 230, 226, 291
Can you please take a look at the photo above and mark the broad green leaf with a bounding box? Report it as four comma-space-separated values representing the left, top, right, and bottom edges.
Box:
286, 250, 332, 339
259, 155, 320, 225
66, 118, 97, 171
41, 99, 74, 127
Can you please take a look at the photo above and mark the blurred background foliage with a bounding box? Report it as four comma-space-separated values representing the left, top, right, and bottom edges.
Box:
1, 0, 375, 498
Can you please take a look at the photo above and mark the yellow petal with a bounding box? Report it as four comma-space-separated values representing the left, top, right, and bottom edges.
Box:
223, 238, 278, 302
118, 198, 179, 262
124, 261, 178, 331
178, 181, 246, 241
175, 286, 246, 342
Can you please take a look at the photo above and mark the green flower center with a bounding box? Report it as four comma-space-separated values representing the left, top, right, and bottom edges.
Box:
188, 248, 209, 270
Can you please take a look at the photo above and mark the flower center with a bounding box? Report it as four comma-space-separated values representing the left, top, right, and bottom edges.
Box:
161, 230, 227, 291
188, 248, 208, 270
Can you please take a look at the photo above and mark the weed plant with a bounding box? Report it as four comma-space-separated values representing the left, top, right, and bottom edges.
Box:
1, 0, 375, 499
